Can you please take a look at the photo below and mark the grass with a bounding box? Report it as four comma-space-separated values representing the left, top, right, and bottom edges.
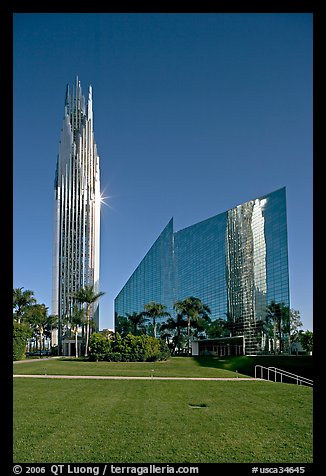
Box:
199, 355, 314, 379
13, 355, 313, 379
13, 356, 313, 463
13, 378, 312, 463
13, 356, 251, 378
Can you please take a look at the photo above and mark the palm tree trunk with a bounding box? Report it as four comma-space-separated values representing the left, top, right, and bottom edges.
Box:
85, 320, 90, 357
177, 325, 181, 355
75, 330, 78, 358
85, 305, 90, 357
39, 330, 43, 358
153, 318, 156, 338
187, 318, 191, 355
278, 319, 282, 353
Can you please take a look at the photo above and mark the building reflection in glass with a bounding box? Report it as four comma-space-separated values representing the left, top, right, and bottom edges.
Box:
226, 198, 268, 354
115, 188, 290, 355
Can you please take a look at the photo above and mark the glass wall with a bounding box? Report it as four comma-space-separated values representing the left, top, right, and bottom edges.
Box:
174, 212, 228, 323
114, 219, 175, 320
114, 188, 290, 354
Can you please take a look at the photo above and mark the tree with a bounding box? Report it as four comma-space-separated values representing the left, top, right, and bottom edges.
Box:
173, 297, 211, 355
89, 332, 112, 358
126, 312, 146, 336
191, 316, 210, 339
300, 330, 313, 354
142, 302, 170, 338
205, 318, 230, 339
287, 309, 303, 353
101, 328, 115, 340
57, 314, 70, 355
266, 301, 290, 354
26, 304, 57, 357
72, 285, 105, 357
46, 314, 59, 352
13, 322, 32, 360
68, 305, 84, 358
160, 314, 188, 355
115, 315, 133, 337
13, 287, 36, 324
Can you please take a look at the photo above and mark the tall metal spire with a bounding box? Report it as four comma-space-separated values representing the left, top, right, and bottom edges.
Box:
52, 78, 101, 355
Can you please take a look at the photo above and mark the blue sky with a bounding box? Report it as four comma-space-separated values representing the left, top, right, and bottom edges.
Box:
13, 13, 313, 331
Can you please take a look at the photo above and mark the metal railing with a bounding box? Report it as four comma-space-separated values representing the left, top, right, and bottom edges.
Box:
255, 365, 313, 386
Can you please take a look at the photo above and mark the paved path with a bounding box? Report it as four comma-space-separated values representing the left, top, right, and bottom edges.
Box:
13, 374, 259, 381
13, 357, 62, 363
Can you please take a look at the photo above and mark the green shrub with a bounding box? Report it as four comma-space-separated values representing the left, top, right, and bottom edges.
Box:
13, 323, 31, 361
89, 333, 171, 362
89, 332, 112, 356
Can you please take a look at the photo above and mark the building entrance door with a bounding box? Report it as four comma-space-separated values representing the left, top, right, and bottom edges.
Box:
70, 343, 76, 357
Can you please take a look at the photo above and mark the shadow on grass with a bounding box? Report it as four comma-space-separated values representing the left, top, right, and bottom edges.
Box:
192, 355, 313, 379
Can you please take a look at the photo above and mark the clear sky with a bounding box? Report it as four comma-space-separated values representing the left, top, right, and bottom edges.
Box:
13, 13, 313, 332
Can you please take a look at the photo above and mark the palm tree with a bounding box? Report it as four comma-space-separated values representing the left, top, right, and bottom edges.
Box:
13, 287, 36, 324
160, 314, 187, 355
142, 302, 170, 338
44, 313, 59, 353
69, 305, 84, 358
126, 312, 146, 336
26, 304, 57, 357
72, 285, 105, 357
115, 314, 133, 337
174, 297, 211, 355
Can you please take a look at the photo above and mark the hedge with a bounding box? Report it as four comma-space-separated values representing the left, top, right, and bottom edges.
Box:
13, 322, 31, 361
89, 332, 170, 362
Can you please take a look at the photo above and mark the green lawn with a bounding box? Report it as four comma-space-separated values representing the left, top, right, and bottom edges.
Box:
13, 356, 313, 463
13, 355, 313, 379
13, 378, 312, 463
13, 356, 250, 378
207, 355, 313, 379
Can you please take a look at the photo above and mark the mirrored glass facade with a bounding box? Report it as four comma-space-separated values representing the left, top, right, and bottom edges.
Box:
115, 219, 175, 321
114, 188, 290, 354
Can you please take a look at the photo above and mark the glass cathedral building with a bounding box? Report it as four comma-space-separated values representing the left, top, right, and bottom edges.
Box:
52, 78, 101, 349
114, 188, 290, 354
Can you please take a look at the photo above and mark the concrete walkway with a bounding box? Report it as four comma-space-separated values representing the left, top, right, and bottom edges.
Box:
13, 374, 259, 381
13, 356, 62, 363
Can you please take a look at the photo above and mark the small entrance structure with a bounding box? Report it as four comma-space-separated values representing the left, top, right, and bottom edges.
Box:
192, 336, 244, 356
62, 338, 83, 357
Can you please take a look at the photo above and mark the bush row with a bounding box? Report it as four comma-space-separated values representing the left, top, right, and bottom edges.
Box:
89, 332, 170, 362
88, 351, 170, 362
